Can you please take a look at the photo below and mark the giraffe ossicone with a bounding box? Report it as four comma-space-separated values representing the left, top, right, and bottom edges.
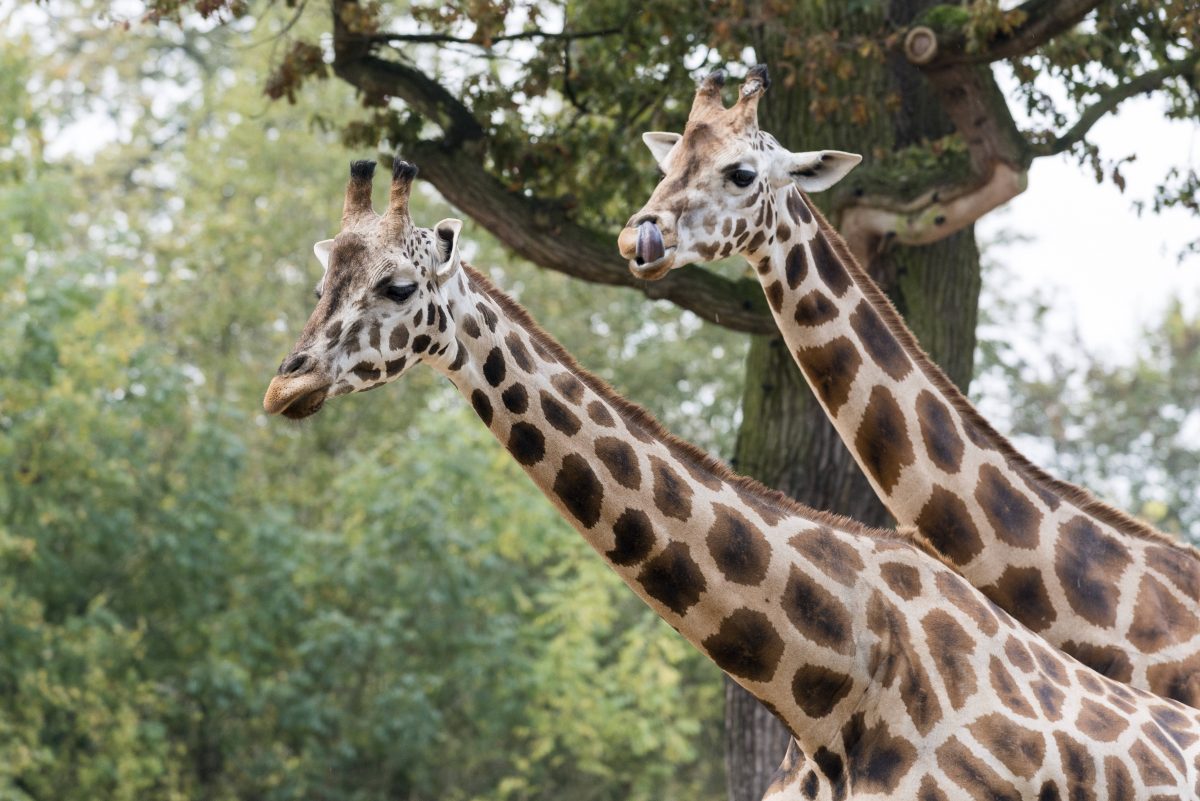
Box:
266, 156, 1200, 800
620, 64, 1200, 713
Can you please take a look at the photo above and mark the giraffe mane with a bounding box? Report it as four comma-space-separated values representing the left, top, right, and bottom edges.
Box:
463, 264, 953, 564
803, 196, 1199, 556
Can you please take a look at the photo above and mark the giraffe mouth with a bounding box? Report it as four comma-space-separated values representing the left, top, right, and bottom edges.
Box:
263, 373, 332, 420
630, 246, 676, 280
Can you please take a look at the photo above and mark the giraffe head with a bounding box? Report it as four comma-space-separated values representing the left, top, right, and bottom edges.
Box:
263, 158, 464, 419
617, 65, 862, 279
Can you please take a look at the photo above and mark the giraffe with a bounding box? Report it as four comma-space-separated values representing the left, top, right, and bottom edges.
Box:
617, 66, 1200, 714
264, 156, 1200, 800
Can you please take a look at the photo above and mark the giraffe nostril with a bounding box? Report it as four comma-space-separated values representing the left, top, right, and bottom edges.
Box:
279, 353, 311, 376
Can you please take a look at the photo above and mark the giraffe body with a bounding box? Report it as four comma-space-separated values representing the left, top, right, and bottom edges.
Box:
265, 158, 1200, 800
619, 66, 1200, 711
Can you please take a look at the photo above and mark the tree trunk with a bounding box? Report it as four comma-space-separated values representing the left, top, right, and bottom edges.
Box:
722, 2, 984, 798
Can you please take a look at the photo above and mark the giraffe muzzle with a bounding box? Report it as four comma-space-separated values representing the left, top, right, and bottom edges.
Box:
625, 221, 676, 280
263, 372, 332, 419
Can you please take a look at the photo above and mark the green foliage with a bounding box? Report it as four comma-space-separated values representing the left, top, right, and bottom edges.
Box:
0, 11, 733, 800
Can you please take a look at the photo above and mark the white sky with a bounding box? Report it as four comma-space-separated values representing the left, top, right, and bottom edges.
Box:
979, 93, 1200, 362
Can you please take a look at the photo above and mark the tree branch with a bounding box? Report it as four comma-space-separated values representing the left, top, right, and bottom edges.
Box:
906, 0, 1105, 67
1030, 59, 1199, 156
328, 0, 774, 334
364, 27, 622, 47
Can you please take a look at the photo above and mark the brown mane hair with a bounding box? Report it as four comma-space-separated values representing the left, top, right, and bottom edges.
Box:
804, 195, 1198, 557
462, 264, 951, 564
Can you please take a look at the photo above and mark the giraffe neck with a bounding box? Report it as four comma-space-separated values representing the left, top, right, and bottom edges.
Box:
430, 266, 938, 751
751, 186, 1200, 705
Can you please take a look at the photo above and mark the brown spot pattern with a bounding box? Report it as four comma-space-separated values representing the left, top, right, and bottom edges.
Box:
849, 300, 912, 381
706, 503, 772, 585
702, 608, 785, 682
936, 735, 1022, 801
811, 231, 851, 297
607, 508, 655, 566
915, 391, 964, 473
783, 566, 854, 655
1130, 575, 1200, 653
1054, 516, 1132, 627
552, 453, 603, 528
788, 527, 863, 587
637, 542, 706, 615
854, 386, 915, 494
1076, 698, 1129, 743
975, 464, 1042, 549
540, 390, 581, 436
880, 562, 922, 599
841, 712, 918, 794
785, 243, 809, 289
981, 566, 1057, 633
507, 422, 545, 466
921, 609, 977, 710
916, 485, 984, 566
649, 455, 693, 521
791, 663, 853, 718
967, 712, 1046, 779
796, 337, 862, 418
793, 289, 839, 327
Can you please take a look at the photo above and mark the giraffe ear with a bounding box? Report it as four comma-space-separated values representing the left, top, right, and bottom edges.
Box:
313, 239, 335, 271
433, 218, 463, 284
782, 150, 861, 193
642, 132, 682, 170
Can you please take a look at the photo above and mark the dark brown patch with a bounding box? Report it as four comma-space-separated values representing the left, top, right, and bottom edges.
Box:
649, 455, 692, 521
921, 609, 977, 710
552, 453, 603, 528
880, 562, 922, 599
849, 300, 911, 381
540, 390, 581, 436
981, 566, 1056, 633
501, 383, 528, 414
482, 347, 506, 386
368, 320, 382, 350
811, 231, 851, 297
594, 436, 640, 490
1004, 635, 1036, 672
504, 332, 533, 372
476, 302, 498, 332
702, 608, 785, 683
1146, 651, 1200, 707
1060, 640, 1134, 684
1141, 719, 1186, 775
326, 319, 343, 345
787, 187, 812, 224
935, 572, 999, 637
586, 400, 614, 427
665, 441, 723, 491
733, 483, 786, 527
607, 508, 655, 566
461, 315, 481, 339
1129, 575, 1200, 653
638, 542, 706, 615
1145, 544, 1200, 603
915, 390, 964, 474
1104, 756, 1135, 801
1053, 732, 1098, 801
788, 527, 863, 586
1030, 678, 1065, 721
936, 735, 1023, 801
783, 566, 854, 655
793, 289, 839, 327
470, 389, 492, 425
765, 280, 785, 314
351, 361, 381, 381
854, 386, 915, 494
384, 356, 407, 377
916, 485, 984, 566
841, 712, 918, 794
1130, 740, 1176, 787
551, 372, 585, 404
918, 775, 949, 801
785, 242, 809, 289
792, 663, 853, 718
967, 712, 1046, 780
812, 747, 846, 801
867, 591, 942, 734
706, 503, 772, 585
975, 464, 1042, 549
1075, 697, 1128, 743
795, 337, 862, 418
989, 655, 1038, 718
507, 422, 545, 466
1054, 516, 1132, 627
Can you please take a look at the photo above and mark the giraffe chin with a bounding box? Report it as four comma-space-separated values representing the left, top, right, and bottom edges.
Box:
628, 248, 676, 280
263, 374, 332, 420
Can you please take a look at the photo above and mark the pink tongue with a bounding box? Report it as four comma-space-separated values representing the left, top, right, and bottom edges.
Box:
636, 220, 665, 264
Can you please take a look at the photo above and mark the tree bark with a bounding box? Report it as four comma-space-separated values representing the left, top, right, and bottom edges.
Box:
721, 2, 984, 798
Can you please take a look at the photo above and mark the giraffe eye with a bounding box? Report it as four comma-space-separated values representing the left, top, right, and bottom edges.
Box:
729, 168, 757, 188
384, 284, 417, 304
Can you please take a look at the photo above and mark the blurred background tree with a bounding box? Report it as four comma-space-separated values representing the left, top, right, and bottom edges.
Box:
1, 0, 1197, 799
